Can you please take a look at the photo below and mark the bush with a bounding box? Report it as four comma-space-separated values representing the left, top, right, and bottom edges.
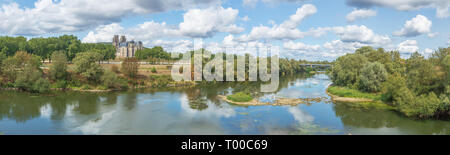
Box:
121, 58, 139, 78
102, 70, 128, 90
52, 80, 68, 89
151, 67, 157, 73
227, 92, 253, 102
359, 62, 388, 93
111, 65, 120, 73
32, 78, 50, 93
81, 84, 92, 90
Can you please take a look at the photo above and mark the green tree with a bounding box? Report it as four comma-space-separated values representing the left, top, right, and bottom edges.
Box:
331, 53, 368, 88
49, 51, 68, 80
73, 51, 104, 82
359, 62, 388, 92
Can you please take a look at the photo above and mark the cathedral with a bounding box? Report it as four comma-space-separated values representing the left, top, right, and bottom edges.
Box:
112, 35, 143, 58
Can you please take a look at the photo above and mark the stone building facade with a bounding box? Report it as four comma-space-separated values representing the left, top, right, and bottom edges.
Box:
113, 35, 143, 58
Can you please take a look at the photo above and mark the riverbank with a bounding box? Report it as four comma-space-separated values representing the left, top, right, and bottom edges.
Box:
326, 85, 395, 110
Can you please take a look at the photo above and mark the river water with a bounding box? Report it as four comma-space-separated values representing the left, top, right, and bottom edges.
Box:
0, 74, 449, 135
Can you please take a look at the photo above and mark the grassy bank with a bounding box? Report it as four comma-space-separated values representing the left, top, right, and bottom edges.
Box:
327, 86, 395, 110
327, 86, 382, 101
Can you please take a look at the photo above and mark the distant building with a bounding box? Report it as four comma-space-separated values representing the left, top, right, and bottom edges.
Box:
112, 35, 143, 58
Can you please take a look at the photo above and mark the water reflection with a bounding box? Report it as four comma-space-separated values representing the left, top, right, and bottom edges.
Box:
0, 74, 449, 135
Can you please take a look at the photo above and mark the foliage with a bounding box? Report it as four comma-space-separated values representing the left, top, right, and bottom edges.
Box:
121, 58, 139, 78
135, 46, 170, 60
332, 46, 450, 118
358, 62, 388, 92
72, 51, 104, 82
101, 70, 128, 90
151, 67, 157, 73
328, 86, 382, 101
0, 35, 115, 61
49, 51, 68, 80
227, 92, 254, 102
331, 54, 368, 88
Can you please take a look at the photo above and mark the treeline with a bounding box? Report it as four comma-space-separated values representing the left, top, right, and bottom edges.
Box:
331, 46, 450, 119
0, 35, 115, 62
0, 50, 133, 93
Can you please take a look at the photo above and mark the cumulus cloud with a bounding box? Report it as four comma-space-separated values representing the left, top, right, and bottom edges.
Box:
238, 4, 318, 41
83, 6, 243, 42
393, 15, 433, 37
332, 25, 391, 46
179, 6, 244, 38
397, 40, 419, 53
346, 0, 450, 18
283, 41, 320, 51
0, 0, 221, 36
346, 9, 377, 22
82, 23, 124, 43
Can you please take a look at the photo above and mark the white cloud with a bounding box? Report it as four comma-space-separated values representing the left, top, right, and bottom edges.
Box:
323, 40, 365, 57
82, 6, 244, 42
238, 4, 318, 41
0, 0, 221, 36
332, 25, 391, 46
427, 32, 439, 38
283, 41, 320, 51
179, 6, 244, 38
397, 40, 419, 53
241, 16, 251, 22
82, 23, 124, 43
346, 9, 377, 22
346, 0, 450, 18
393, 15, 432, 37
423, 48, 434, 54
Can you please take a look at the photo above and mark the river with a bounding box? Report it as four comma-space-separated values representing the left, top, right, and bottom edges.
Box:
0, 74, 449, 135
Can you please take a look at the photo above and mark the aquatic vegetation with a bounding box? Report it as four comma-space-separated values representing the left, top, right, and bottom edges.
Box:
227, 92, 254, 102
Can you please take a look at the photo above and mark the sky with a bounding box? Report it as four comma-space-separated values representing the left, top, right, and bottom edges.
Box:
0, 0, 449, 61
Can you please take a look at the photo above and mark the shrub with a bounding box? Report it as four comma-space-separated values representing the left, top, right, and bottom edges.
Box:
81, 84, 92, 90
151, 67, 157, 73
32, 78, 50, 93
52, 80, 68, 89
227, 92, 253, 102
111, 65, 120, 73
102, 70, 128, 90
121, 58, 139, 78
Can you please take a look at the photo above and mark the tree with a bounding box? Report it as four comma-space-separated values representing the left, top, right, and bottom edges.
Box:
121, 58, 139, 78
73, 51, 104, 82
49, 51, 68, 80
1, 51, 41, 81
331, 53, 368, 88
359, 62, 388, 92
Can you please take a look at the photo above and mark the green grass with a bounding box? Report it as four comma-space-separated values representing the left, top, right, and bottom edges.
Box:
339, 101, 396, 110
328, 86, 382, 101
227, 92, 254, 102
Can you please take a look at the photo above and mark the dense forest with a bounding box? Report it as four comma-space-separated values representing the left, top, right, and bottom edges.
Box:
331, 46, 450, 119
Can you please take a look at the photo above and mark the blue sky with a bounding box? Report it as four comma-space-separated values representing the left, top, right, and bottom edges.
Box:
0, 0, 449, 60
